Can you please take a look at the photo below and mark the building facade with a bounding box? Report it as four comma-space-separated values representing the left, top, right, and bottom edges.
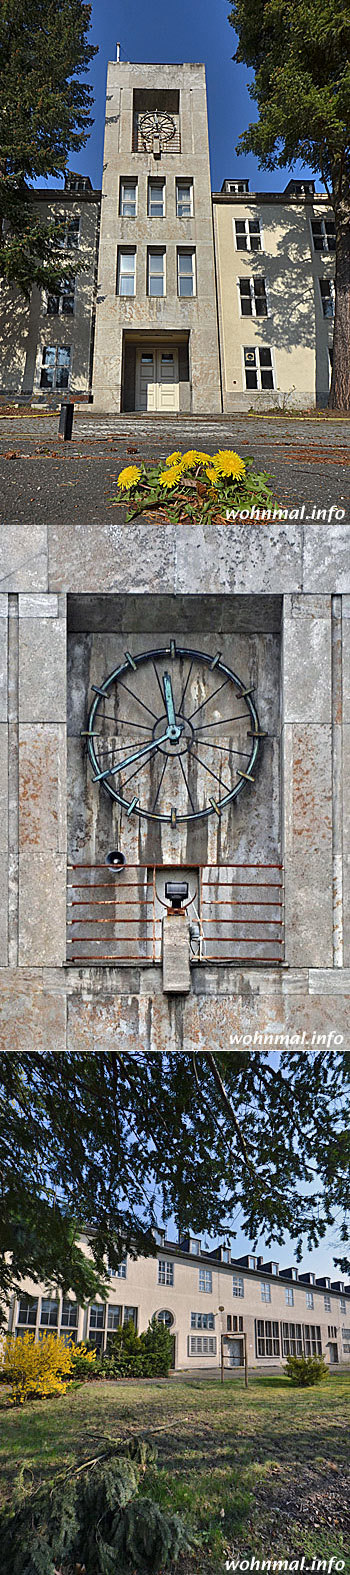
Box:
0, 65, 336, 409
7, 1236, 350, 1372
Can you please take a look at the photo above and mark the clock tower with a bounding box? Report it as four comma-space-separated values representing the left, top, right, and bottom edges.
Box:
92, 61, 222, 414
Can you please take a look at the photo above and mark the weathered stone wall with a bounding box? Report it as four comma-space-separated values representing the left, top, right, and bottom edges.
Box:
1, 520, 350, 1049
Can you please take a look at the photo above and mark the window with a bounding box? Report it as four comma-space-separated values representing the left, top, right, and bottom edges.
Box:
235, 218, 262, 252
89, 1303, 105, 1350
157, 1309, 174, 1327
117, 248, 136, 296
221, 1248, 231, 1263
285, 1287, 294, 1307
191, 1312, 215, 1330
199, 1268, 212, 1293
189, 1335, 217, 1356
244, 347, 274, 391
40, 1298, 58, 1327
328, 1324, 337, 1339
148, 180, 165, 218
16, 1297, 38, 1327
232, 1274, 244, 1297
120, 179, 137, 217
324, 1295, 331, 1312
239, 278, 268, 317
107, 1305, 122, 1331
311, 217, 336, 252
306, 1290, 314, 1309
342, 1327, 350, 1353
261, 1282, 271, 1303
148, 249, 166, 296
248, 1256, 257, 1270
123, 1306, 138, 1328
281, 1322, 303, 1357
319, 279, 335, 318
46, 279, 75, 317
116, 1259, 127, 1279
40, 345, 71, 391
255, 1320, 280, 1358
61, 1300, 78, 1329
340, 1298, 346, 1313
304, 1324, 322, 1357
189, 1240, 201, 1255
66, 217, 80, 250
176, 181, 193, 217
158, 1259, 174, 1286
177, 248, 196, 297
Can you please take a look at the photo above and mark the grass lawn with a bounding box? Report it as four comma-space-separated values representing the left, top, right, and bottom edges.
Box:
0, 1371, 349, 1574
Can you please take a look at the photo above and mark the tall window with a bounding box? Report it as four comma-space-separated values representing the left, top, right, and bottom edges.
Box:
177, 248, 196, 297
176, 180, 193, 217
244, 347, 274, 391
147, 249, 165, 297
311, 217, 336, 252
39, 1298, 58, 1328
116, 1259, 127, 1279
148, 179, 165, 217
46, 279, 75, 316
324, 1294, 331, 1312
306, 1290, 314, 1309
199, 1268, 212, 1293
304, 1324, 322, 1356
285, 1287, 294, 1307
16, 1297, 38, 1332
117, 249, 136, 296
281, 1322, 303, 1357
89, 1304, 105, 1347
255, 1320, 280, 1358
120, 179, 137, 217
261, 1282, 271, 1303
107, 1305, 122, 1331
239, 277, 268, 317
232, 1274, 244, 1297
123, 1306, 138, 1328
319, 279, 335, 318
235, 218, 261, 252
340, 1297, 346, 1313
61, 1300, 78, 1331
158, 1259, 174, 1286
40, 345, 71, 390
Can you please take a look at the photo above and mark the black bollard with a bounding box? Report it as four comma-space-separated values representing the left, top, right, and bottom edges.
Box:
58, 400, 74, 441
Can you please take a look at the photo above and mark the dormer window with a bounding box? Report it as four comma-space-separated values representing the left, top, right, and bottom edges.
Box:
248, 1256, 257, 1270
189, 1239, 201, 1256
221, 1248, 231, 1263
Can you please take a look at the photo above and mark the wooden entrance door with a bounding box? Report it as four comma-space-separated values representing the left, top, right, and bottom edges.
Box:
136, 347, 179, 411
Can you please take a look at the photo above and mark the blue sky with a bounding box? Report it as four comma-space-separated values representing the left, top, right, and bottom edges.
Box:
164, 1220, 347, 1284
72, 0, 315, 194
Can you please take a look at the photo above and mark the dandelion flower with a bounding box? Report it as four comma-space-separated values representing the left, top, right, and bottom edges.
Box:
210, 450, 246, 480
159, 465, 183, 490
117, 465, 142, 490
179, 450, 212, 470
206, 468, 219, 485
165, 451, 182, 467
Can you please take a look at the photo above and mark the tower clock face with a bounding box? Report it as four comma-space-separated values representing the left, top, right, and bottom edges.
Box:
86, 643, 264, 826
139, 110, 176, 150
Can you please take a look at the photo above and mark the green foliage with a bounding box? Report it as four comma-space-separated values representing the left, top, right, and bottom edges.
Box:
0, 1441, 189, 1575
0, 0, 97, 295
284, 1354, 329, 1386
228, 0, 350, 406
69, 1340, 99, 1382
102, 1317, 173, 1379
113, 449, 275, 524
0, 1050, 349, 1331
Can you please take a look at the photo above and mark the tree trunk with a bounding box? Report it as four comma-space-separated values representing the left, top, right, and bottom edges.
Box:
329, 196, 350, 410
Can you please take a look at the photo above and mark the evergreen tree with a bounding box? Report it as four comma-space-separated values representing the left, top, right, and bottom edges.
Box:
0, 1051, 349, 1324
0, 0, 97, 296
228, 0, 350, 408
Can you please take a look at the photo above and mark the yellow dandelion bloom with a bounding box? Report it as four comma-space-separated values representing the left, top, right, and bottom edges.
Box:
117, 465, 142, 490
206, 468, 219, 485
210, 450, 246, 480
165, 451, 182, 467
159, 465, 183, 490
179, 450, 212, 470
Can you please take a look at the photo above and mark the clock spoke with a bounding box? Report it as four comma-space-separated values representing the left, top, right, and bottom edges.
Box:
194, 738, 252, 759
187, 675, 231, 722
178, 660, 193, 717
151, 755, 169, 813
178, 752, 197, 815
117, 677, 159, 721
88, 713, 153, 731
194, 713, 249, 731
192, 749, 233, 796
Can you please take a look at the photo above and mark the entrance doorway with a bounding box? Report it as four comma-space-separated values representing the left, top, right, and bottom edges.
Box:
136, 346, 179, 412
228, 1339, 244, 1368
328, 1342, 339, 1365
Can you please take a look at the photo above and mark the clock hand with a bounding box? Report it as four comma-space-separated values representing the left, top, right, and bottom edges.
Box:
92, 726, 182, 784
163, 671, 177, 733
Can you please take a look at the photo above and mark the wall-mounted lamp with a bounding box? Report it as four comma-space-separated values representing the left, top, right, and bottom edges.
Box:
165, 880, 189, 911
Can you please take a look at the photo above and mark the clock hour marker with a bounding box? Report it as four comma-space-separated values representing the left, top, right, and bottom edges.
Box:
170, 639, 176, 659
237, 770, 255, 782
127, 796, 139, 816
247, 729, 267, 739
125, 650, 137, 670
170, 807, 177, 828
210, 797, 221, 816
210, 651, 221, 670
238, 687, 255, 698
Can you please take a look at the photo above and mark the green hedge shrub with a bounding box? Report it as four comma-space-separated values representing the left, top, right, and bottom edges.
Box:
102, 1316, 173, 1379
284, 1355, 329, 1386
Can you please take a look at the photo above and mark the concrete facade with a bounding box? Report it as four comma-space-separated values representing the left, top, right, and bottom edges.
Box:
0, 180, 100, 399
92, 61, 221, 413
7, 1237, 350, 1372
1, 516, 350, 1050
213, 185, 335, 412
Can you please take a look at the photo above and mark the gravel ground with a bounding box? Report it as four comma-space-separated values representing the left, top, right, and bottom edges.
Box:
0, 409, 348, 525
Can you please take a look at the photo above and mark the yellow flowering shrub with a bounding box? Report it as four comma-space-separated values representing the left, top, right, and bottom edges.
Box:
1, 1330, 73, 1405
